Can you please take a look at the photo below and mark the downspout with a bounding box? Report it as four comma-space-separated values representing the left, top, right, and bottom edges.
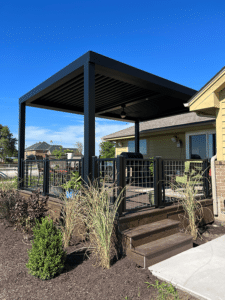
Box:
211, 154, 218, 216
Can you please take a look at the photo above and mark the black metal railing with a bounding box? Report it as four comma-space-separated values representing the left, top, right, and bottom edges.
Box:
20, 157, 83, 198
17, 155, 211, 215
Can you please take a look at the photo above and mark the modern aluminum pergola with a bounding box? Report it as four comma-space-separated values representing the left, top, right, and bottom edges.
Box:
18, 50, 197, 187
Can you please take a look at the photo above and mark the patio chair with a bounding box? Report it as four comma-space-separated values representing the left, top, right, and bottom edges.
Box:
175, 160, 203, 189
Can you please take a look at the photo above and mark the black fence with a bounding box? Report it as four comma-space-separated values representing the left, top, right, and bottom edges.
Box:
17, 156, 211, 215
20, 157, 83, 199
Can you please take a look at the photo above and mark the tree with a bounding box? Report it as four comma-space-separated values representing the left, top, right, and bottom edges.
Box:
99, 140, 115, 158
0, 125, 18, 163
74, 141, 83, 155
52, 146, 72, 159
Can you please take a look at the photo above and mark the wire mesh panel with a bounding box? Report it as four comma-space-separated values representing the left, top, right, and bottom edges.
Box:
48, 158, 83, 198
163, 159, 210, 202
95, 158, 117, 207
21, 158, 83, 198
125, 158, 155, 211
23, 159, 42, 190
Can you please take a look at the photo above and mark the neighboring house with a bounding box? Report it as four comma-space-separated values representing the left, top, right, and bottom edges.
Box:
103, 112, 216, 160
24, 141, 82, 159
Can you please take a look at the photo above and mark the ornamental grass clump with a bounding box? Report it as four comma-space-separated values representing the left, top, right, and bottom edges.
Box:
169, 165, 211, 241
55, 177, 87, 249
26, 214, 67, 280
54, 177, 125, 269
76, 178, 125, 270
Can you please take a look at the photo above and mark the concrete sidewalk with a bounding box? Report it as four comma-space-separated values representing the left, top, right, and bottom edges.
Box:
149, 235, 225, 300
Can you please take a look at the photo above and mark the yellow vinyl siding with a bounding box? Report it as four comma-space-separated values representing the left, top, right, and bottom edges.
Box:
114, 124, 215, 159
116, 147, 128, 156
189, 70, 225, 109
145, 134, 186, 159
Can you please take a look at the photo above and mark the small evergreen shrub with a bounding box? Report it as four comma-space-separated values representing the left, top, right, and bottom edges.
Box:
26, 214, 67, 280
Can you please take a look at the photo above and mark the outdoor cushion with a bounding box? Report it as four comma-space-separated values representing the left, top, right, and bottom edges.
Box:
175, 161, 203, 187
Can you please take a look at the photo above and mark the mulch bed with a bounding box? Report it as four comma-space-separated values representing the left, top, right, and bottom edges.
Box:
1, 214, 225, 300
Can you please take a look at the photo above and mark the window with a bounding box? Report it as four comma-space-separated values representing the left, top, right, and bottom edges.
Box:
186, 130, 216, 159
189, 134, 206, 159
128, 139, 147, 154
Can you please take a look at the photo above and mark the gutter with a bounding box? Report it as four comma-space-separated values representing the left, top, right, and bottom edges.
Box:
211, 154, 218, 216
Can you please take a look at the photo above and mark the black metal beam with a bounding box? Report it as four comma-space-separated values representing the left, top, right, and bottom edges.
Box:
135, 121, 139, 153
83, 61, 95, 184
18, 102, 26, 189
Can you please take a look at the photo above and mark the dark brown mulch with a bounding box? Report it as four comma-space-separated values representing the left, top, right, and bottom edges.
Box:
1, 216, 224, 300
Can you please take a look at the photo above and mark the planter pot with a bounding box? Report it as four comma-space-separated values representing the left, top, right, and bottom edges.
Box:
148, 191, 155, 206
49, 186, 64, 197
66, 189, 78, 199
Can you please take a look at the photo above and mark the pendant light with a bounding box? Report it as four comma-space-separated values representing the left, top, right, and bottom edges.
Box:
121, 105, 126, 119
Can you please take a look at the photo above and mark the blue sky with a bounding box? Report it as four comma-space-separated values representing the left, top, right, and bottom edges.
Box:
1, 0, 225, 156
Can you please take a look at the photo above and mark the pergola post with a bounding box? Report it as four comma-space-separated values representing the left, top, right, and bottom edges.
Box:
135, 120, 139, 152
83, 61, 95, 184
18, 102, 26, 189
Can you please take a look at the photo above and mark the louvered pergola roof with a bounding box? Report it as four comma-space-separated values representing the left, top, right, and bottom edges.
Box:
19, 51, 197, 123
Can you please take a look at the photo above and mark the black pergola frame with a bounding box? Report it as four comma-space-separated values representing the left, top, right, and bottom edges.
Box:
18, 50, 197, 188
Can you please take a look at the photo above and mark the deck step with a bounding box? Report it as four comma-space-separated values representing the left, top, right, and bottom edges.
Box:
122, 219, 180, 249
128, 232, 193, 269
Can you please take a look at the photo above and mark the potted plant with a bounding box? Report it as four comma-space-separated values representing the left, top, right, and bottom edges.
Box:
61, 171, 82, 198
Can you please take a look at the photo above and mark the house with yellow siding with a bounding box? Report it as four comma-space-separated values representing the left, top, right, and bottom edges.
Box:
103, 112, 216, 161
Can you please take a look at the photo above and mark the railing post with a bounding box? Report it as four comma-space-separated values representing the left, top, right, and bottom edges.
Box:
162, 159, 166, 203
20, 158, 25, 189
25, 159, 29, 188
81, 157, 84, 183
154, 156, 164, 208
116, 155, 126, 216
92, 156, 98, 183
203, 159, 210, 198
111, 159, 116, 205
101, 160, 105, 179
43, 158, 49, 196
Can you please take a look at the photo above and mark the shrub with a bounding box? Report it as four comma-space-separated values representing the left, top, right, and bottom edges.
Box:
26, 215, 67, 280
0, 187, 49, 234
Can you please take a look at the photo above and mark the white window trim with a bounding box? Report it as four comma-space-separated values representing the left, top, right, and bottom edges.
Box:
185, 129, 216, 159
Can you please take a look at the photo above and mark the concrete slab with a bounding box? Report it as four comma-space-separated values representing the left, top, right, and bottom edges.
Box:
149, 235, 225, 300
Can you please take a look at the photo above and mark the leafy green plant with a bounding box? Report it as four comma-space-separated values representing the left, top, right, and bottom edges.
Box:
145, 280, 180, 300
52, 146, 70, 159
26, 214, 67, 280
149, 156, 154, 176
61, 171, 82, 192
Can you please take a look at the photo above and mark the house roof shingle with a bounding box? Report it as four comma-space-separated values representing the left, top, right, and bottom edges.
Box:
103, 112, 215, 140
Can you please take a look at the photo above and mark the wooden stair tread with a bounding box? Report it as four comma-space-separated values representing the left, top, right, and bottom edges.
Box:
132, 232, 193, 256
122, 219, 180, 238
